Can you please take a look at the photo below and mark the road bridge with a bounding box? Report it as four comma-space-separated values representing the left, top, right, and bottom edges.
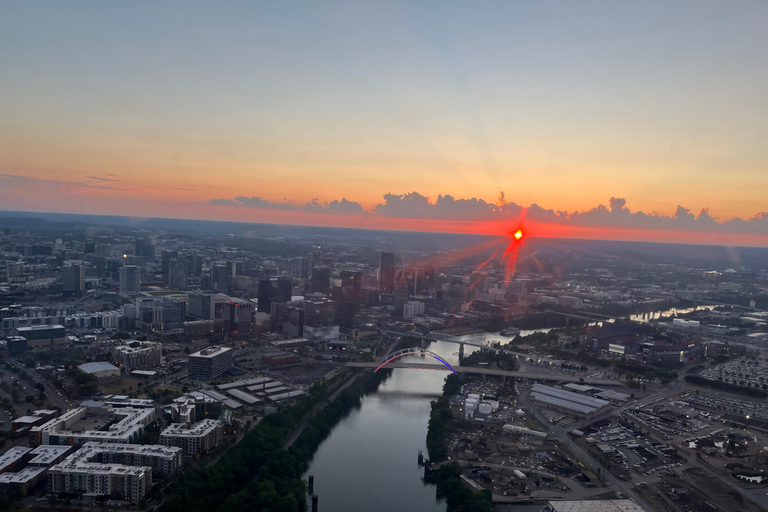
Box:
543, 310, 615, 323
345, 361, 620, 386
379, 329, 487, 347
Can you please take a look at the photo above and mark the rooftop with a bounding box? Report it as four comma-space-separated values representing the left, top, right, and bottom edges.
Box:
190, 346, 232, 358
78, 361, 119, 374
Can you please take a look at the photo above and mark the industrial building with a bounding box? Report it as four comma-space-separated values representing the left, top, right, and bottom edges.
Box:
530, 384, 611, 417
187, 346, 233, 381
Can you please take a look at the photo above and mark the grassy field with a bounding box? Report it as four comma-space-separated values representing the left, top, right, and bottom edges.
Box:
98, 376, 144, 395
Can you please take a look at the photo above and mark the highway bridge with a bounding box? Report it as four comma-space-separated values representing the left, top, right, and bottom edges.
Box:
378, 329, 488, 347
345, 361, 620, 386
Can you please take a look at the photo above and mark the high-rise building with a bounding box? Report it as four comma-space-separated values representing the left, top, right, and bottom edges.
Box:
188, 293, 215, 320
257, 277, 292, 313
417, 264, 436, 294
224, 298, 254, 333
62, 264, 85, 298
134, 238, 155, 261
226, 261, 237, 280
292, 257, 311, 279
380, 252, 396, 293
187, 254, 203, 277
310, 265, 331, 294
211, 265, 229, 292
119, 265, 141, 295
271, 300, 303, 337
161, 251, 178, 282
303, 297, 338, 341
339, 270, 362, 328
161, 299, 186, 330
168, 259, 188, 290
188, 346, 233, 381
340, 270, 362, 302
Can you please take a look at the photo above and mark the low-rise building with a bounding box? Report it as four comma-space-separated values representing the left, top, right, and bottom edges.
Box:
78, 361, 121, 378
31, 406, 155, 447
114, 341, 162, 370
15, 325, 67, 348
159, 420, 223, 460
47, 445, 153, 504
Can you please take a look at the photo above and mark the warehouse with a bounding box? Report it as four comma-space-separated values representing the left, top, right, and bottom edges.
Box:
546, 499, 649, 512
78, 361, 121, 378
531, 384, 611, 417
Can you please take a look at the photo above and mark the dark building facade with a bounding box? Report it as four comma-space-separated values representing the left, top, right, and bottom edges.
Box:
258, 277, 292, 313
310, 265, 331, 294
380, 252, 395, 293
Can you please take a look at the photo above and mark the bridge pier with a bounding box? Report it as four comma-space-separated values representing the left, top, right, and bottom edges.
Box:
458, 343, 464, 364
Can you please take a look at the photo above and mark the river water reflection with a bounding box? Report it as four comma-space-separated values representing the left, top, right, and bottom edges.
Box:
304, 338, 480, 512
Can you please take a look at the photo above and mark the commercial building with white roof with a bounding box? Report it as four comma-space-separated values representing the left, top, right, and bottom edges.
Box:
77, 361, 121, 378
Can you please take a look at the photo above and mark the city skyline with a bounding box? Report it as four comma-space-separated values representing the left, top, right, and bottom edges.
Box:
2, 1, 768, 245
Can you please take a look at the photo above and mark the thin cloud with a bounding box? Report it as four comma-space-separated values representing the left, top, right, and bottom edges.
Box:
86, 175, 121, 182
0, 173, 118, 191
209, 196, 366, 215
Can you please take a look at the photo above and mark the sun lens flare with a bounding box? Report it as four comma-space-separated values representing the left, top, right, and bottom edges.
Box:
514, 229, 523, 240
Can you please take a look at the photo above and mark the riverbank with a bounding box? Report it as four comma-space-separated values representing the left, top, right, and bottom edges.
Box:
159, 369, 389, 512
424, 373, 493, 512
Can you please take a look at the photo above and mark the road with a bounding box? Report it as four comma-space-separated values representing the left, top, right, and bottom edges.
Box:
8, 358, 72, 412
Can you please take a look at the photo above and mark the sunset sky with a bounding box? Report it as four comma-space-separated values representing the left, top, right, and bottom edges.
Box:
2, 1, 768, 244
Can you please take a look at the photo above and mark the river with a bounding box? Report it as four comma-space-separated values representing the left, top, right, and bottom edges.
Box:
303, 330, 548, 512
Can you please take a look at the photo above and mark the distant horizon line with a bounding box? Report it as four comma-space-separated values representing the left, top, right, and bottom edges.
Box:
4, 208, 768, 251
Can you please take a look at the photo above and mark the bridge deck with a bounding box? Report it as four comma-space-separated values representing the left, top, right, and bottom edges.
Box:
346, 362, 619, 386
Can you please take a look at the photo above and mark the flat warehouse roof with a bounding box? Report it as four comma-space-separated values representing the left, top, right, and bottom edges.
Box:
530, 393, 600, 415
532, 384, 610, 409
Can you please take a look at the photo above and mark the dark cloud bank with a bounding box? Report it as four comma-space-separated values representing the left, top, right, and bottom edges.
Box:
211, 192, 768, 235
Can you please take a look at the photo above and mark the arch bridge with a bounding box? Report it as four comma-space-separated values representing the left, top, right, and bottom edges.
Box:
375, 347, 460, 375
